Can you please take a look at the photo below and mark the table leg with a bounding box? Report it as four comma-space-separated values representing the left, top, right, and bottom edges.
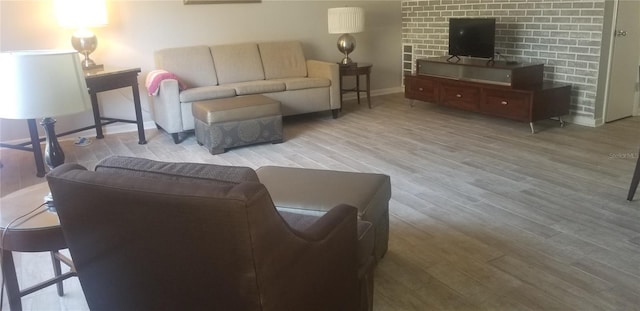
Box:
131, 83, 147, 145
627, 149, 640, 201
339, 73, 344, 111
356, 74, 361, 105
2, 250, 22, 311
27, 119, 46, 178
366, 71, 371, 109
50, 251, 64, 296
89, 92, 104, 139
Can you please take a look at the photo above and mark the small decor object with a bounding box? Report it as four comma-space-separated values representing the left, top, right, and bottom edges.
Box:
328, 7, 365, 65
184, 0, 260, 4
0, 50, 91, 169
54, 0, 108, 70
74, 137, 93, 147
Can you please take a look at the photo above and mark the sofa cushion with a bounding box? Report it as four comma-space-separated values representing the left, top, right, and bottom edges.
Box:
154, 45, 218, 88
95, 156, 259, 185
211, 43, 265, 84
221, 80, 286, 95
273, 77, 331, 91
258, 41, 308, 80
179, 85, 236, 103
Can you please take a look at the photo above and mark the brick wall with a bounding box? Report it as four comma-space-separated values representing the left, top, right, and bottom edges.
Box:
401, 0, 606, 119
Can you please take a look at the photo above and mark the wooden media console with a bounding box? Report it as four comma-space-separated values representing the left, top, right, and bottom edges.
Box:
404, 56, 571, 133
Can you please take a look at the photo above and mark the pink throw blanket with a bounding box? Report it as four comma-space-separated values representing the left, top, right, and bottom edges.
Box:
145, 70, 187, 96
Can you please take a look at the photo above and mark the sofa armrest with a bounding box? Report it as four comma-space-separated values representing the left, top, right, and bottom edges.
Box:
150, 79, 184, 134
307, 60, 341, 110
95, 156, 259, 185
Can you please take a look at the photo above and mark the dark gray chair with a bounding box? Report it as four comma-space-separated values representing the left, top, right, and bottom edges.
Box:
47, 158, 375, 311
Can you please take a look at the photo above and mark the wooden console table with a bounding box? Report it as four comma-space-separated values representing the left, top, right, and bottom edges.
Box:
405, 57, 570, 133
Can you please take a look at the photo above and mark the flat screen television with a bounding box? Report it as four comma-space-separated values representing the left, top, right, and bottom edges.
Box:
448, 18, 496, 59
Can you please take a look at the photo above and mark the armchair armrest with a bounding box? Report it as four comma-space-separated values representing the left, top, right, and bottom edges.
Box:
95, 156, 259, 185
290, 204, 358, 241
251, 199, 359, 310
307, 59, 341, 110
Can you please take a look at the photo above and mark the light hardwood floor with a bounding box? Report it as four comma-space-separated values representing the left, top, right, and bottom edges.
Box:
1, 93, 639, 310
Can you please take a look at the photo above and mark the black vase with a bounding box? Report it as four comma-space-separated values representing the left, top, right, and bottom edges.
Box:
40, 117, 65, 169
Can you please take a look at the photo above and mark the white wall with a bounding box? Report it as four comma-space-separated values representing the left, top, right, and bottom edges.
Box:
0, 0, 402, 142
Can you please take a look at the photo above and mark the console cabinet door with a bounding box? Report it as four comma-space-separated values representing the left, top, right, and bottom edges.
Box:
440, 83, 480, 112
481, 89, 531, 121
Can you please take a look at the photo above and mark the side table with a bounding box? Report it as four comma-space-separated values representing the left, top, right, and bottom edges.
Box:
0, 183, 76, 311
0, 67, 147, 178
339, 62, 373, 108
84, 67, 147, 145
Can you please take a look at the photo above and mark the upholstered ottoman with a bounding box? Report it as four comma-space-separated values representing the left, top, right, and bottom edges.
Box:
193, 95, 283, 154
256, 166, 391, 261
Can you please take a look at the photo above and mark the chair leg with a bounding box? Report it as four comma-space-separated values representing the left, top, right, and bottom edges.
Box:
51, 251, 64, 296
2, 250, 22, 311
627, 153, 640, 201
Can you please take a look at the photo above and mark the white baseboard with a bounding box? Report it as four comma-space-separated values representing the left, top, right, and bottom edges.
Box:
65, 121, 158, 141
564, 115, 601, 127
73, 89, 405, 139
342, 87, 404, 101
1, 88, 406, 147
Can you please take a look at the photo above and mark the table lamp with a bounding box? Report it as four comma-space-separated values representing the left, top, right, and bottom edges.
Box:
0, 50, 91, 169
328, 7, 365, 65
54, 0, 108, 70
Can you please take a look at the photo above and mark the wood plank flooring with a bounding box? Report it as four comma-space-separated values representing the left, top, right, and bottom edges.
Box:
1, 93, 639, 310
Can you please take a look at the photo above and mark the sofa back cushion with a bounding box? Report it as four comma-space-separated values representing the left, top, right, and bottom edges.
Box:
154, 46, 218, 88
211, 43, 265, 84
259, 41, 308, 79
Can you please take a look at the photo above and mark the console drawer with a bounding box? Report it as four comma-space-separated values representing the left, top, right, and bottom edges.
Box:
440, 83, 480, 111
405, 76, 437, 102
482, 90, 531, 121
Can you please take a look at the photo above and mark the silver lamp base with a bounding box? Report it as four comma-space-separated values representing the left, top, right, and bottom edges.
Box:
337, 33, 356, 65
71, 32, 103, 70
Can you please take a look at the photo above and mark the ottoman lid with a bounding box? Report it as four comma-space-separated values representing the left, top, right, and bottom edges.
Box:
193, 95, 281, 124
256, 166, 391, 221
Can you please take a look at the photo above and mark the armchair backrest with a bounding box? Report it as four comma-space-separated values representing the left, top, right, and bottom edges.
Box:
47, 162, 358, 311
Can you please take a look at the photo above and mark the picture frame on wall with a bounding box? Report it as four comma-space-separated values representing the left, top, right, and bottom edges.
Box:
184, 0, 260, 4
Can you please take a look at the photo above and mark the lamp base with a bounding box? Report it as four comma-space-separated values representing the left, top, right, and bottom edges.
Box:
40, 117, 65, 170
340, 57, 354, 65
71, 30, 102, 70
337, 33, 357, 65
82, 63, 104, 71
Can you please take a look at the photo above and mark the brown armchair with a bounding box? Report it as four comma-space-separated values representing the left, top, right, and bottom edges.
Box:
47, 161, 369, 310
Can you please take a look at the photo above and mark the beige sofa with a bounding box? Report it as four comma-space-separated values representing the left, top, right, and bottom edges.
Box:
150, 41, 341, 143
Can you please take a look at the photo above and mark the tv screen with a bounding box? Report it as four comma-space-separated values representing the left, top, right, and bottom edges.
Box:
448, 18, 496, 59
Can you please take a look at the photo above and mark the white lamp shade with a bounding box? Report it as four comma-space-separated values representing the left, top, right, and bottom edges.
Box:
0, 50, 91, 119
55, 0, 108, 28
328, 7, 365, 34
